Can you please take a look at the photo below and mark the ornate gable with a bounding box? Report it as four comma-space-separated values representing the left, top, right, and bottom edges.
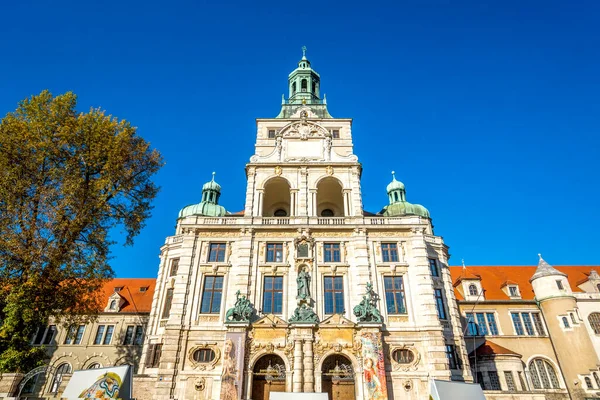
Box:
252, 314, 288, 328
319, 314, 355, 328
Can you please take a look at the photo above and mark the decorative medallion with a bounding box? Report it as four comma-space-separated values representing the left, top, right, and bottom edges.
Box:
274, 166, 282, 176
325, 166, 334, 176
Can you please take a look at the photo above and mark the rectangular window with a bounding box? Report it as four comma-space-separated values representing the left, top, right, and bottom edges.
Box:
486, 313, 499, 335
521, 313, 535, 335
266, 243, 284, 263
324, 276, 344, 314
466, 313, 478, 336
518, 371, 528, 391
124, 326, 134, 345
145, 343, 162, 368
511, 312, 524, 335
332, 129, 340, 138
262, 276, 284, 314
429, 258, 439, 277
123, 325, 144, 345
384, 276, 407, 314
556, 280, 564, 290
434, 289, 447, 319
208, 243, 226, 262
476, 372, 485, 389
445, 345, 461, 369
381, 243, 398, 262
94, 325, 105, 345
103, 325, 114, 345
169, 258, 179, 276
200, 276, 224, 314
162, 288, 174, 319
32, 325, 46, 345
42, 325, 57, 345
324, 243, 341, 262
268, 129, 276, 139
488, 371, 501, 390
531, 313, 546, 336
465, 312, 499, 336
65, 325, 85, 344
504, 371, 516, 391
508, 286, 519, 297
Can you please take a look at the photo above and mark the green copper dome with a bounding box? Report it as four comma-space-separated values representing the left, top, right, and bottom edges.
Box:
386, 171, 405, 192
380, 171, 430, 218
178, 172, 227, 218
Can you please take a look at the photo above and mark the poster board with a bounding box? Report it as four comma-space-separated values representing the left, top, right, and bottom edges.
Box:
62, 365, 132, 399
429, 379, 486, 400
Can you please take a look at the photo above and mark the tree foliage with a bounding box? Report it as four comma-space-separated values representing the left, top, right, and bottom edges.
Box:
0, 91, 163, 372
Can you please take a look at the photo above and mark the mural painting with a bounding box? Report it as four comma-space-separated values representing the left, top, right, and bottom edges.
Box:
361, 332, 388, 400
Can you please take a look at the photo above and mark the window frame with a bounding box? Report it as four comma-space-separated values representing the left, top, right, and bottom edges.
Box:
511, 311, 545, 336
508, 285, 519, 297
380, 243, 399, 263
428, 258, 439, 277
323, 242, 341, 263
434, 289, 447, 320
504, 371, 516, 392
208, 243, 227, 263
200, 275, 224, 314
161, 288, 174, 319
192, 348, 216, 363
445, 344, 461, 370
323, 276, 345, 315
588, 312, 600, 334
145, 343, 162, 368
487, 370, 501, 390
528, 358, 560, 389
169, 258, 179, 276
468, 284, 478, 296
266, 243, 284, 263
262, 275, 284, 314
64, 325, 86, 345
465, 312, 499, 336
384, 276, 407, 315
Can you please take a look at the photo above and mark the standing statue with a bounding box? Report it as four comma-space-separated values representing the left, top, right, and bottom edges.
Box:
297, 268, 311, 300
276, 136, 282, 161
323, 137, 332, 161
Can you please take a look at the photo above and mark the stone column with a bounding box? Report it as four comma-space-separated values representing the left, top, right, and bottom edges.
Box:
244, 370, 253, 400
293, 339, 304, 392
303, 340, 314, 392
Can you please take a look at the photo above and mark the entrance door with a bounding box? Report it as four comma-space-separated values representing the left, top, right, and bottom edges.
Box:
252, 354, 286, 400
321, 354, 355, 400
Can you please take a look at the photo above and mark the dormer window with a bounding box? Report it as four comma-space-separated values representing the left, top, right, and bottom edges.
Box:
114, 286, 123, 292
139, 286, 148, 293
509, 286, 520, 297
109, 300, 117, 310
468, 284, 478, 296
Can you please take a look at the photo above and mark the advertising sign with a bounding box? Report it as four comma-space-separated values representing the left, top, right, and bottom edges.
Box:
62, 365, 132, 399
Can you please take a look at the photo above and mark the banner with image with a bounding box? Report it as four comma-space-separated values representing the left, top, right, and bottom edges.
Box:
220, 331, 246, 400
62, 365, 132, 399
361, 331, 388, 400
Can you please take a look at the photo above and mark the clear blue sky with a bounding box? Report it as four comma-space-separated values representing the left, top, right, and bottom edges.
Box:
2, 1, 599, 277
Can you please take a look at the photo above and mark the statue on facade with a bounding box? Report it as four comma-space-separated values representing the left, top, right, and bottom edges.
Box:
289, 303, 319, 324
276, 136, 282, 161
225, 291, 254, 323
297, 267, 311, 300
353, 282, 383, 323
323, 137, 332, 161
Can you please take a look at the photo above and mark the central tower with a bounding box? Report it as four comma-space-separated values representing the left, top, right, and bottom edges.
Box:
246, 49, 361, 220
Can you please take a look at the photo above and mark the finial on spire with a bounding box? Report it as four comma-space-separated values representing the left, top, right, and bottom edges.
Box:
538, 253, 542, 260
302, 45, 307, 58
391, 170, 396, 180
281, 94, 285, 105
211, 172, 216, 181
462, 259, 466, 270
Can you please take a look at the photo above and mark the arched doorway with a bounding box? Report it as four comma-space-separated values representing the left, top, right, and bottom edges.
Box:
262, 178, 291, 217
252, 354, 286, 400
316, 177, 344, 217
321, 354, 355, 400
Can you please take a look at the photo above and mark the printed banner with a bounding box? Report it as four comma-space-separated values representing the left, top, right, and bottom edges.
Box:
220, 331, 246, 400
361, 332, 388, 400
62, 365, 132, 399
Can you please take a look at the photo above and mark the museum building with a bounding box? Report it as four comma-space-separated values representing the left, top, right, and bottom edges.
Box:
3, 51, 600, 400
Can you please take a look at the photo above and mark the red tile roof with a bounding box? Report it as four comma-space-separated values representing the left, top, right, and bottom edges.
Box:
99, 278, 156, 313
469, 340, 521, 358
449, 266, 600, 301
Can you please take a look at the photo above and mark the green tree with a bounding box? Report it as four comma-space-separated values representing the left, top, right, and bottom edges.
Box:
0, 91, 163, 372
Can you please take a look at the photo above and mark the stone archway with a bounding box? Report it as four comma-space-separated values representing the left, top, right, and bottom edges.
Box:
321, 354, 356, 400
252, 354, 287, 400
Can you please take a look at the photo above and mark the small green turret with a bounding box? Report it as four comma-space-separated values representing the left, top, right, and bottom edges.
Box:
380, 171, 430, 218
178, 172, 227, 218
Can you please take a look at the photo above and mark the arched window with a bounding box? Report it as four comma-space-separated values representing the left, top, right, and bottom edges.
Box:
597, 283, 600, 292
562, 316, 570, 328
590, 313, 600, 334
274, 209, 287, 217
529, 358, 560, 389
468, 284, 478, 296
301, 79, 307, 92
192, 348, 216, 363
87, 363, 101, 369
585, 377, 593, 389
109, 300, 117, 310
321, 209, 334, 217
593, 372, 600, 388
51, 363, 72, 393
